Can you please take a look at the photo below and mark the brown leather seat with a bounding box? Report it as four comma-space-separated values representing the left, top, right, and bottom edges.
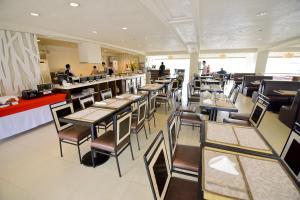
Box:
59, 125, 90, 142
165, 177, 198, 200
173, 145, 200, 172
91, 130, 115, 152
180, 112, 203, 125
229, 112, 250, 121
223, 118, 250, 126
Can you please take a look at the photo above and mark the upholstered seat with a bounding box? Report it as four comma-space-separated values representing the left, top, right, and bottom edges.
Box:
223, 118, 250, 126
173, 145, 200, 172
131, 118, 144, 133
165, 177, 198, 200
180, 112, 203, 125
91, 130, 115, 152
58, 125, 90, 142
229, 112, 250, 121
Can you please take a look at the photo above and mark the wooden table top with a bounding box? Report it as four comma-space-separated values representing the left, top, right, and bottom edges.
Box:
139, 83, 164, 91
199, 95, 237, 112
204, 121, 274, 156
273, 90, 297, 96
202, 147, 300, 200
93, 98, 132, 110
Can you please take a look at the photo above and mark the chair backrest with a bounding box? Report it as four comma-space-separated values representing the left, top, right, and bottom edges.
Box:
194, 80, 201, 88
172, 80, 178, 89
100, 88, 112, 100
79, 94, 95, 109
228, 84, 236, 99
50, 102, 74, 132
167, 111, 178, 156
114, 109, 132, 146
137, 97, 148, 125
231, 86, 240, 104
249, 95, 269, 128
143, 131, 171, 200
149, 94, 156, 115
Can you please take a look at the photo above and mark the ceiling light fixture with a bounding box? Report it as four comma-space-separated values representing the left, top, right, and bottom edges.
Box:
256, 11, 267, 17
30, 12, 39, 17
37, 39, 40, 42
257, 38, 262, 41
92, 31, 98, 34
69, 2, 80, 7
122, 27, 128, 30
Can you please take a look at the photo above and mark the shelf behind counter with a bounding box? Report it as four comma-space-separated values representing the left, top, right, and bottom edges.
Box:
53, 74, 146, 102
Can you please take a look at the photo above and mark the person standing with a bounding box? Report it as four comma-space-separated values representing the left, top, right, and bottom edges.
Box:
65, 64, 75, 76
90, 66, 99, 75
159, 62, 165, 77
101, 62, 107, 73
202, 60, 208, 75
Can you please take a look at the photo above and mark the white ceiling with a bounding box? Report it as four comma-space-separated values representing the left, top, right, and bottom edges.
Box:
0, 0, 300, 54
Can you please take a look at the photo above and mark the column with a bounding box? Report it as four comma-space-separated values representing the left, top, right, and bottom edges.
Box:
189, 52, 199, 81
255, 50, 269, 74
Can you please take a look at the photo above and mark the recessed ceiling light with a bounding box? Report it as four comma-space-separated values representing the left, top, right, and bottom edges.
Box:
69, 2, 80, 7
30, 12, 39, 17
37, 39, 40, 42
122, 27, 128, 30
257, 38, 263, 41
92, 31, 98, 34
256, 11, 267, 17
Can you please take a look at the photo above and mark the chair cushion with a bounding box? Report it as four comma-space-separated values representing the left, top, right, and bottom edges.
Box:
223, 118, 250, 126
180, 113, 203, 125
59, 125, 90, 142
165, 177, 198, 200
173, 145, 200, 172
91, 130, 115, 152
229, 112, 250, 121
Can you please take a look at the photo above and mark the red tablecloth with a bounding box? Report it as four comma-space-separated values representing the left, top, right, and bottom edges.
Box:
0, 93, 66, 117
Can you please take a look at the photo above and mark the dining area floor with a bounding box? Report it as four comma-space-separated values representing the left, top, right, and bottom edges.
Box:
0, 83, 292, 200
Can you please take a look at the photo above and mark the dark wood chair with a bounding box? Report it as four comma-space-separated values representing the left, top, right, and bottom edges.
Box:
193, 79, 201, 94
50, 102, 91, 163
143, 131, 198, 200
156, 82, 173, 113
131, 96, 148, 150
100, 88, 113, 100
187, 82, 201, 106
79, 94, 94, 109
98, 89, 113, 131
224, 95, 269, 128
146, 94, 157, 134
167, 111, 200, 177
91, 108, 134, 177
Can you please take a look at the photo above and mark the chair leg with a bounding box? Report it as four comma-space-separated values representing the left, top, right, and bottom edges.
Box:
153, 115, 156, 127
136, 134, 141, 150
77, 142, 82, 164
59, 139, 63, 157
91, 149, 95, 168
144, 125, 148, 139
148, 120, 151, 134
129, 142, 134, 160
115, 154, 122, 177
165, 103, 167, 114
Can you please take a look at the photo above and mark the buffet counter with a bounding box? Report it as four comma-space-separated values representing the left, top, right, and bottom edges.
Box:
0, 93, 66, 139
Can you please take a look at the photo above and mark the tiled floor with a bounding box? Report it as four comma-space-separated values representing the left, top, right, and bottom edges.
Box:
0, 83, 292, 200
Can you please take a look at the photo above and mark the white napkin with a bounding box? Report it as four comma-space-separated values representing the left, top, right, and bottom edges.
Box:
209, 156, 239, 176
94, 102, 107, 106
203, 99, 213, 104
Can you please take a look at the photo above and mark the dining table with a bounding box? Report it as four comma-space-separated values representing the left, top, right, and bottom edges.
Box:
198, 93, 238, 121
201, 79, 220, 85
200, 84, 223, 93
273, 90, 297, 96
60, 106, 118, 167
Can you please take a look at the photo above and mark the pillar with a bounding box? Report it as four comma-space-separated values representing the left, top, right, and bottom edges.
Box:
255, 50, 269, 74
189, 52, 199, 81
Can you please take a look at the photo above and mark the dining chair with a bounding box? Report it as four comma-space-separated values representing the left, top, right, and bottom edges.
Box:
227, 84, 236, 99
187, 82, 200, 107
167, 111, 200, 177
100, 88, 113, 100
99, 89, 113, 131
193, 79, 201, 94
146, 94, 157, 134
131, 97, 148, 150
223, 95, 269, 128
143, 131, 198, 200
179, 100, 203, 131
50, 102, 91, 163
79, 94, 94, 109
171, 79, 179, 100
156, 82, 173, 113
91, 107, 134, 177
230, 85, 240, 104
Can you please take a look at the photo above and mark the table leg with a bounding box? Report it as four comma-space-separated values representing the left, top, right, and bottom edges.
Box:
81, 125, 110, 167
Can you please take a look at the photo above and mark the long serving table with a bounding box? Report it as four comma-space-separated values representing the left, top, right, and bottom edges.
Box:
198, 121, 300, 199
200, 85, 223, 93
60, 97, 134, 167
199, 94, 238, 121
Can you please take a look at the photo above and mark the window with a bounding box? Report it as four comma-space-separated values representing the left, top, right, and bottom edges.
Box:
266, 52, 300, 74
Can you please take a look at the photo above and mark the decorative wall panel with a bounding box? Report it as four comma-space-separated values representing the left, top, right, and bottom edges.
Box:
0, 30, 41, 96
